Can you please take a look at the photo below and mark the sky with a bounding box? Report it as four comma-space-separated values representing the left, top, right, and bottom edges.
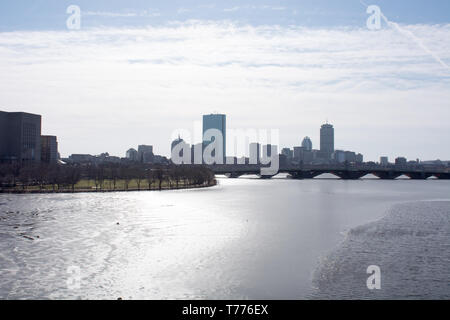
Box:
0, 0, 449, 161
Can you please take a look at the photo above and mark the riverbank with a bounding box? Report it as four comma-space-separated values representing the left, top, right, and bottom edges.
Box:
0, 163, 217, 195
0, 179, 217, 194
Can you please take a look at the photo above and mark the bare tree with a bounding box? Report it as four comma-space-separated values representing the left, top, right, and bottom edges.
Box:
144, 168, 153, 190
0, 162, 215, 193
109, 164, 119, 191
65, 166, 81, 192
36, 164, 49, 190
18, 165, 33, 191
134, 166, 146, 191
155, 167, 164, 191
120, 166, 132, 190
48, 164, 61, 192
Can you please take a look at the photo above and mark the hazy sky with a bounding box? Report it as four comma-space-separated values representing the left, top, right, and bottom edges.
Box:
0, 0, 449, 161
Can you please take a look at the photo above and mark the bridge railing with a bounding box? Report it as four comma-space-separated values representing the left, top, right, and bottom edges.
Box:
207, 163, 448, 174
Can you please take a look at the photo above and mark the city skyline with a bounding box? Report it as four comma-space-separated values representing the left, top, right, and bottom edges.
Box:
0, 1, 449, 161
1, 108, 448, 164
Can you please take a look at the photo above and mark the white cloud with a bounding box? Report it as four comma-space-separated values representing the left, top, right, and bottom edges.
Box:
83, 10, 161, 18
0, 21, 449, 160
198, 4, 216, 9
177, 8, 191, 15
224, 7, 240, 12
84, 11, 138, 17
224, 5, 286, 12
260, 5, 286, 11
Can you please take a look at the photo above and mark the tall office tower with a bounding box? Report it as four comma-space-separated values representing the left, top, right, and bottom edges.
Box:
41, 135, 58, 164
202, 114, 226, 164
249, 142, 260, 164
301, 136, 313, 151
0, 111, 42, 163
138, 145, 154, 163
320, 123, 334, 156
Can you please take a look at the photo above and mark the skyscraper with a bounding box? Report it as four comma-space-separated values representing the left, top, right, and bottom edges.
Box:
0, 111, 42, 163
301, 136, 313, 151
320, 123, 334, 156
202, 114, 226, 164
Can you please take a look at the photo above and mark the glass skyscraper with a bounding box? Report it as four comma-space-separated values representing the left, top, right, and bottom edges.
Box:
202, 114, 226, 164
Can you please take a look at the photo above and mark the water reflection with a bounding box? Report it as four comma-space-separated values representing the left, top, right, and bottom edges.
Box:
0, 178, 449, 299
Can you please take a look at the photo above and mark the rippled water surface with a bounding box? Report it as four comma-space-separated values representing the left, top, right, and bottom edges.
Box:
310, 201, 450, 299
0, 177, 449, 299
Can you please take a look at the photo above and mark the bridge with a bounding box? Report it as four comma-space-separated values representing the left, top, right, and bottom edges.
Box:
208, 164, 450, 180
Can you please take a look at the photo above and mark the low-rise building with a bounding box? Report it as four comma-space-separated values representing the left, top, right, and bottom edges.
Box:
395, 157, 407, 166
126, 148, 138, 161
138, 145, 154, 163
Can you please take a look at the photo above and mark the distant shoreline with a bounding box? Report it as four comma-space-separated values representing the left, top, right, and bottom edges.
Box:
0, 180, 217, 195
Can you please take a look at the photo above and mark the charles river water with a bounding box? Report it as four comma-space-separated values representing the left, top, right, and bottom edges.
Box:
0, 175, 449, 299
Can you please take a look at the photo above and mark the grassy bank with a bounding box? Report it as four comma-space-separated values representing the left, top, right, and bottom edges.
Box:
0, 178, 217, 194
0, 163, 216, 194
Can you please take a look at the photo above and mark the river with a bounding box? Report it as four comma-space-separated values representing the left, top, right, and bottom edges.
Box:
0, 176, 449, 299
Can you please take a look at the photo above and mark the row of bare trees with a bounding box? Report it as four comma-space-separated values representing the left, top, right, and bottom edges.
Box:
0, 162, 215, 193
